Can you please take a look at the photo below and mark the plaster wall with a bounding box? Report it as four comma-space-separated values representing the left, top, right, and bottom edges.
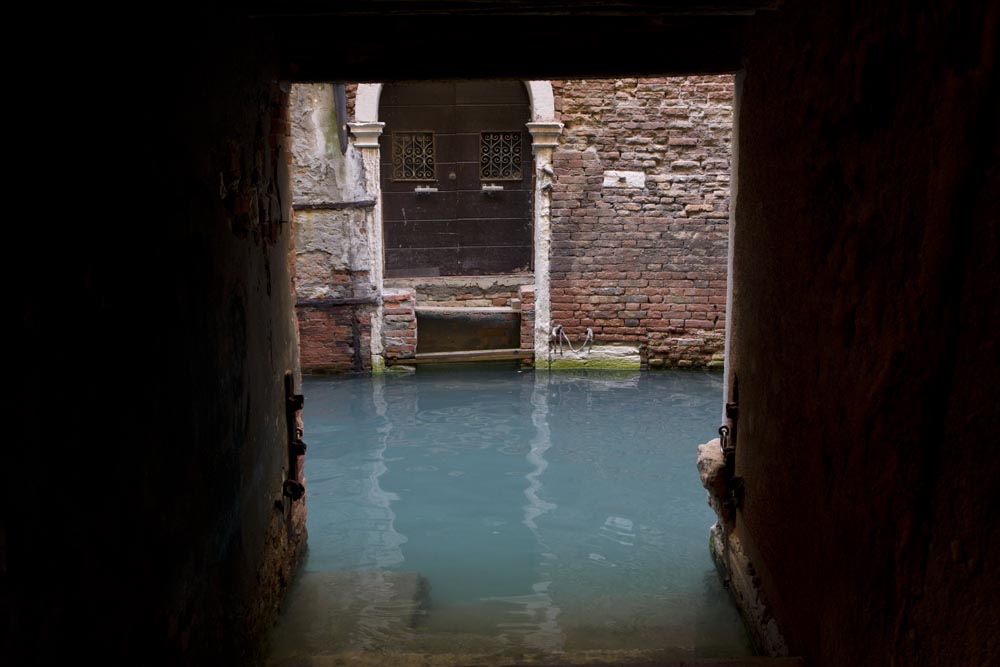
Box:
291, 84, 380, 373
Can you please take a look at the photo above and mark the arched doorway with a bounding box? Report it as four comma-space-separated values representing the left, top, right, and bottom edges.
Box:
380, 81, 533, 277
351, 81, 562, 362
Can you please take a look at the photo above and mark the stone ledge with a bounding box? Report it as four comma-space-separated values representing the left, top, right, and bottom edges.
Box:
542, 344, 642, 370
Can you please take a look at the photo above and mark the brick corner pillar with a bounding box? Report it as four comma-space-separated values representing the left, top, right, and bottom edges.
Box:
518, 284, 535, 366
382, 288, 417, 360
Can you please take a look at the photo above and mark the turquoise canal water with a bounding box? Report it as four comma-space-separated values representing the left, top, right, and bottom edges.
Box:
273, 367, 750, 664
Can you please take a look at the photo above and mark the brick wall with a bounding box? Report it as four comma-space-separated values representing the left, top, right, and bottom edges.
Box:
296, 304, 373, 373
384, 277, 522, 308
549, 76, 732, 368
518, 285, 535, 366
383, 288, 417, 359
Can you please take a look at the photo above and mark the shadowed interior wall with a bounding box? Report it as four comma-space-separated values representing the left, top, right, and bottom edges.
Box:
11, 14, 306, 665
7, 2, 998, 666
729, 1, 999, 665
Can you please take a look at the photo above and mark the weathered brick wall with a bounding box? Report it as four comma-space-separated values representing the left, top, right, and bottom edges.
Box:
383, 288, 417, 359
549, 76, 732, 368
384, 277, 522, 307
296, 304, 373, 373
291, 83, 378, 373
518, 284, 535, 366
518, 285, 535, 351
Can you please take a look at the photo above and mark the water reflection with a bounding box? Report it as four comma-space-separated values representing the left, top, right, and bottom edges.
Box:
361, 374, 407, 569
506, 375, 564, 652
274, 368, 752, 664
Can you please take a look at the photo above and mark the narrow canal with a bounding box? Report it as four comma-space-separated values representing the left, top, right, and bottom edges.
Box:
268, 367, 751, 665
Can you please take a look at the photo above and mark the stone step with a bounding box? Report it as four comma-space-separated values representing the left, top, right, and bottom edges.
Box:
272, 651, 803, 667
387, 348, 533, 365
416, 306, 519, 313
266, 570, 429, 666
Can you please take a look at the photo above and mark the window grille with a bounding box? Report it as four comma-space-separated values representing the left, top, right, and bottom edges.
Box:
392, 132, 436, 181
480, 132, 522, 181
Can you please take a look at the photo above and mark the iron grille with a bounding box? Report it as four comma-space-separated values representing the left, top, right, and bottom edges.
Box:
392, 132, 435, 181
480, 131, 522, 181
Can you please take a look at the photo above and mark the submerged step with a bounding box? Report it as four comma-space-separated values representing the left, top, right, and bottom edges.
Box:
266, 570, 429, 666
268, 648, 802, 667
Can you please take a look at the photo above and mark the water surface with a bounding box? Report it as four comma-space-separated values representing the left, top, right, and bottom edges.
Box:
279, 367, 750, 663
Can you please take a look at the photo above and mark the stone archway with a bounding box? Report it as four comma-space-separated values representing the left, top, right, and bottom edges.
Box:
349, 81, 563, 365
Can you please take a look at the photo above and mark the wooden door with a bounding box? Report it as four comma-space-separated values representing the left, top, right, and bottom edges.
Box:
380, 81, 532, 277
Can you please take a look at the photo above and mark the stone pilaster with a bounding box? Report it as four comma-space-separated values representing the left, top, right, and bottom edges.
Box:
348, 121, 387, 371
527, 121, 563, 366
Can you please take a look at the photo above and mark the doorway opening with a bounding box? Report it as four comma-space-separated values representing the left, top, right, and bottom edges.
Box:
278, 75, 742, 665
292, 77, 731, 374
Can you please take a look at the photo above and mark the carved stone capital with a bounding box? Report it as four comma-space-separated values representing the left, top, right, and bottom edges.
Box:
348, 121, 385, 148
526, 121, 564, 150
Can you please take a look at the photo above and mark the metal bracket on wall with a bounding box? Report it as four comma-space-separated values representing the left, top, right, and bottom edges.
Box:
719, 391, 741, 515
730, 476, 745, 509
284, 374, 307, 505
283, 480, 305, 501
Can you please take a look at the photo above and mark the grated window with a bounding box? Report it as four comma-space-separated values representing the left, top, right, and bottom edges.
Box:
479, 132, 522, 181
392, 132, 436, 181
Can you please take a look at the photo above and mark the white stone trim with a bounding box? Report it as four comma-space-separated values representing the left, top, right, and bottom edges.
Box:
527, 120, 564, 364
345, 117, 387, 370
347, 121, 385, 148
525, 121, 564, 148
355, 84, 382, 122
526, 81, 556, 121
355, 81, 554, 123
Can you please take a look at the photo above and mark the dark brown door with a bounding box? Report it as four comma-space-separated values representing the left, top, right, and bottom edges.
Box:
380, 81, 532, 277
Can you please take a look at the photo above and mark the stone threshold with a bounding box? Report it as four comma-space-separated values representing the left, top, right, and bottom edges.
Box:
386, 349, 533, 365
416, 306, 520, 313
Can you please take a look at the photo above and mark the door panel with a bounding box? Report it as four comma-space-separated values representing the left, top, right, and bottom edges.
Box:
385, 246, 531, 278
380, 81, 532, 277
455, 191, 532, 219
382, 192, 458, 220
454, 80, 527, 104
386, 218, 531, 248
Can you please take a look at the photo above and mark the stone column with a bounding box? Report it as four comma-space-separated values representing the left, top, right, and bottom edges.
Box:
348, 121, 387, 371
526, 121, 564, 366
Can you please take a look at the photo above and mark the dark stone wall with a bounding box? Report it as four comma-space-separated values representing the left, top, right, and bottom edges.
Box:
7, 2, 998, 666
10, 12, 305, 666
730, 1, 999, 664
